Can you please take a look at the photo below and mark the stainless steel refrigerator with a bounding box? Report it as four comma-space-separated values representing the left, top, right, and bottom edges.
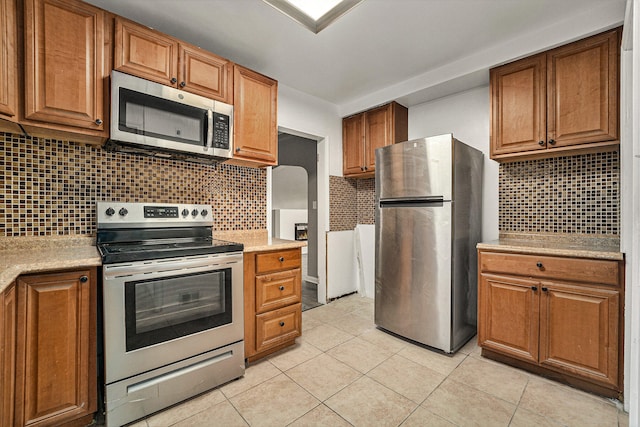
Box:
374, 134, 483, 353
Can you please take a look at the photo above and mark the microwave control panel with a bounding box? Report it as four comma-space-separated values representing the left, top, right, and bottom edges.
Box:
213, 113, 230, 149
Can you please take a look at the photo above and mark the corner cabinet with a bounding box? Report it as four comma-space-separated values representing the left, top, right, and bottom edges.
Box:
2, 268, 97, 427
244, 248, 302, 362
0, 0, 18, 124
227, 65, 278, 167
343, 101, 408, 178
22, 0, 109, 142
478, 250, 623, 398
490, 28, 620, 161
114, 17, 233, 103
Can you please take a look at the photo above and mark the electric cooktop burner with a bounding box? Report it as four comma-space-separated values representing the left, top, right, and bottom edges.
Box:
96, 202, 243, 264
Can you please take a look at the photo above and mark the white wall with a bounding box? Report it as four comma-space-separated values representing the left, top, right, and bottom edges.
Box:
408, 86, 498, 241
272, 166, 307, 209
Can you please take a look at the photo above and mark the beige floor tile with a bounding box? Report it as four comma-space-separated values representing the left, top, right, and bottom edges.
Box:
359, 328, 408, 354
300, 323, 355, 351
286, 353, 361, 400
127, 420, 148, 427
509, 407, 565, 427
351, 304, 374, 320
448, 356, 528, 404
519, 377, 620, 426
303, 304, 350, 323
288, 403, 352, 426
172, 400, 248, 427
230, 374, 319, 426
458, 335, 480, 355
367, 354, 446, 404
329, 294, 374, 313
267, 341, 323, 371
327, 336, 393, 373
326, 312, 375, 336
397, 344, 466, 376
422, 378, 516, 426
400, 407, 456, 426
219, 359, 281, 399
301, 316, 323, 332
145, 389, 226, 427
325, 376, 417, 427
618, 411, 629, 427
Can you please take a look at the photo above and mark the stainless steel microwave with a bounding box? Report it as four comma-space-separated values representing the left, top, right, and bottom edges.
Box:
106, 70, 233, 162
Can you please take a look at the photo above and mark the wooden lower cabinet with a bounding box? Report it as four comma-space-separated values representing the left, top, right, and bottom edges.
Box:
4, 268, 98, 427
244, 248, 302, 361
478, 250, 623, 397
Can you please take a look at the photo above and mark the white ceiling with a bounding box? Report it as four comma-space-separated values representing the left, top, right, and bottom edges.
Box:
86, 0, 626, 115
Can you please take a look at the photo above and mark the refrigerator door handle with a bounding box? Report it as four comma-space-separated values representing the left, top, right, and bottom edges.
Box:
379, 196, 445, 208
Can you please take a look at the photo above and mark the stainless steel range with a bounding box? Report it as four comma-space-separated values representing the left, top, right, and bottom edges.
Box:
97, 202, 245, 427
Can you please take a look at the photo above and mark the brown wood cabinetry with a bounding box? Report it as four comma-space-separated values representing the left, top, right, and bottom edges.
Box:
1, 269, 98, 427
23, 0, 109, 141
478, 250, 623, 397
228, 65, 278, 167
244, 248, 302, 361
490, 28, 620, 161
0, 0, 18, 125
342, 101, 408, 178
114, 17, 233, 103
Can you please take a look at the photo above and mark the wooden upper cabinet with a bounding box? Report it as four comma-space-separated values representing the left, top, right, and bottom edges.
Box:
490, 27, 620, 161
14, 270, 96, 427
343, 101, 408, 178
0, 0, 18, 121
230, 65, 278, 167
547, 30, 619, 148
24, 0, 107, 134
114, 17, 233, 103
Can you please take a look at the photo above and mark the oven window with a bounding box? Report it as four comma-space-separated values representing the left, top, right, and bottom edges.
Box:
118, 88, 207, 146
124, 269, 232, 351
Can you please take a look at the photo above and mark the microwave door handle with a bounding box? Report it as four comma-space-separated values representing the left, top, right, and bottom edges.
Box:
205, 109, 213, 149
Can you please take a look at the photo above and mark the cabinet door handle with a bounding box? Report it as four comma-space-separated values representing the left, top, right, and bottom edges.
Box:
536, 262, 543, 268
180, 81, 186, 88
541, 287, 549, 292
279, 321, 285, 327
80, 275, 88, 283
170, 77, 177, 84
236, 147, 241, 152
538, 140, 545, 146
360, 166, 365, 171
95, 118, 103, 125
548, 139, 556, 145
364, 166, 368, 171
279, 285, 285, 291
279, 257, 284, 262
531, 286, 538, 291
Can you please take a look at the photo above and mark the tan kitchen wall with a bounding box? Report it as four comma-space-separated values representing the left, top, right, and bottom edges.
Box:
0, 132, 267, 236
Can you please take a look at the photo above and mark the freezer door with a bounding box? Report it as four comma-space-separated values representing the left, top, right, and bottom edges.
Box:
374, 202, 452, 351
376, 135, 453, 201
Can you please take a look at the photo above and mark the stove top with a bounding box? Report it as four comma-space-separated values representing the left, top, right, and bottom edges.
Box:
96, 202, 243, 264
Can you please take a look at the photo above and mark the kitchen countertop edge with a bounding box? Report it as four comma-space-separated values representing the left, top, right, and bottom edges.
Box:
216, 230, 307, 253
477, 237, 623, 261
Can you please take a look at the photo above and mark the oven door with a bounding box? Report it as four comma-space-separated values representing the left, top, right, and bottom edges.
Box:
103, 252, 243, 384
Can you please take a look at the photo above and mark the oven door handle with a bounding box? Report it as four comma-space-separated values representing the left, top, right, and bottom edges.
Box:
103, 253, 243, 279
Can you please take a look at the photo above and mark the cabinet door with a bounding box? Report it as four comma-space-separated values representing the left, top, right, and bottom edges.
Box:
547, 29, 619, 148
490, 54, 546, 157
255, 268, 302, 314
539, 282, 619, 388
15, 270, 96, 427
364, 104, 392, 171
478, 273, 539, 364
232, 65, 278, 165
1, 285, 16, 427
114, 17, 178, 86
0, 0, 18, 121
24, 0, 106, 132
179, 43, 232, 103
343, 113, 364, 176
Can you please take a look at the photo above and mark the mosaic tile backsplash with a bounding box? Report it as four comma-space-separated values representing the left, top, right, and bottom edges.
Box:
329, 176, 375, 231
499, 151, 619, 235
356, 178, 375, 225
1, 132, 266, 236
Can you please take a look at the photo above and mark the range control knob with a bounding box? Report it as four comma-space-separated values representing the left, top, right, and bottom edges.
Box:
200, 209, 208, 217
105, 207, 115, 216
191, 209, 198, 217
181, 208, 189, 217
118, 208, 128, 216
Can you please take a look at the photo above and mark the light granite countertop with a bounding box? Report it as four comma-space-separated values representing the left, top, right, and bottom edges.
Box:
477, 233, 623, 261
0, 231, 305, 294
0, 236, 102, 294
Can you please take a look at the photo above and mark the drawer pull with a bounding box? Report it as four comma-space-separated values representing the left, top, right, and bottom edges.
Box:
80, 275, 88, 283
279, 321, 285, 327
279, 285, 285, 291
536, 262, 543, 268
531, 286, 538, 291
279, 257, 284, 262
541, 287, 548, 292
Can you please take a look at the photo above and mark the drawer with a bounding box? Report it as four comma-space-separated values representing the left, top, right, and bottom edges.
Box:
255, 248, 301, 274
256, 268, 301, 314
255, 303, 301, 353
479, 251, 619, 286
